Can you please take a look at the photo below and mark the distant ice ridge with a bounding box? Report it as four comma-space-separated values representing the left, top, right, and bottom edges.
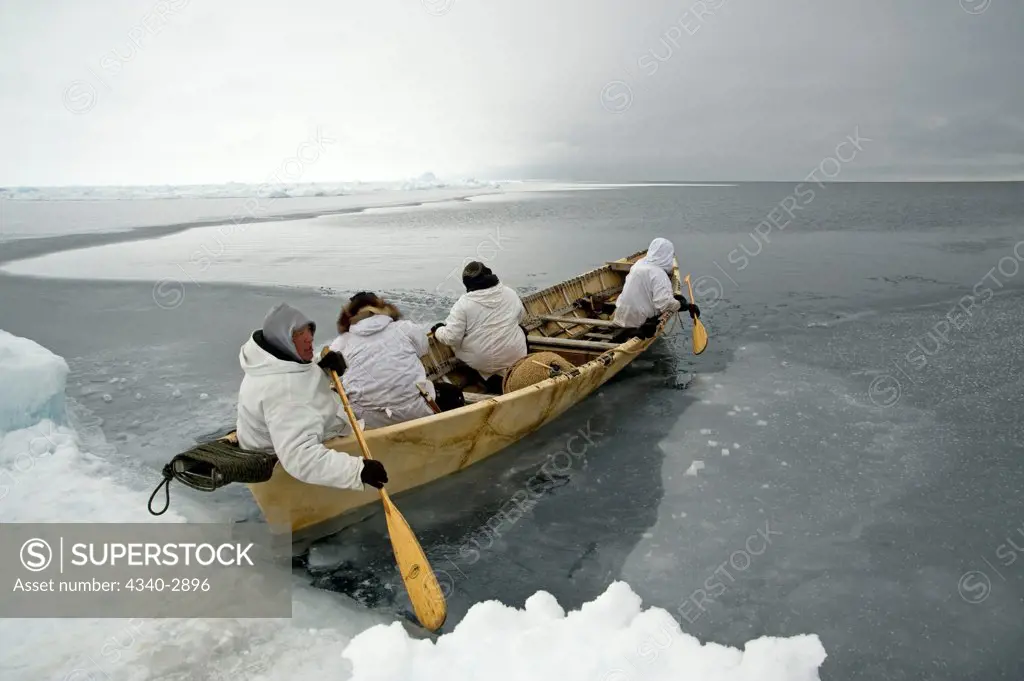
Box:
0, 172, 501, 201
0, 330, 826, 681
344, 581, 827, 681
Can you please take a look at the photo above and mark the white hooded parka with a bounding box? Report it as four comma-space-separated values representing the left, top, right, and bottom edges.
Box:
434, 283, 528, 377
329, 313, 436, 429
612, 237, 681, 328
236, 332, 366, 490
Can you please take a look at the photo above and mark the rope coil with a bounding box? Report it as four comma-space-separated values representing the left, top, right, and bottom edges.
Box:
502, 352, 576, 393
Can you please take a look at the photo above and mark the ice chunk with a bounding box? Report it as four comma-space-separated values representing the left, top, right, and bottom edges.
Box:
684, 460, 705, 476
307, 542, 365, 571
0, 330, 69, 434
342, 581, 827, 681
722, 448, 730, 456
757, 420, 768, 426
699, 428, 713, 435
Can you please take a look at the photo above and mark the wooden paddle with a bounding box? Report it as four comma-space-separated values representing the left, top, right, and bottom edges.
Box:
682, 274, 709, 355
321, 348, 447, 631
415, 380, 442, 414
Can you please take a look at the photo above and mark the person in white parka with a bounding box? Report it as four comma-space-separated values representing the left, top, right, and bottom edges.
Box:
236, 302, 388, 491
431, 261, 528, 392
329, 292, 437, 430
611, 237, 700, 336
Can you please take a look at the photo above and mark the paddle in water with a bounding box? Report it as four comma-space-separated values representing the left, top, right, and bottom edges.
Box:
321, 347, 447, 632
683, 274, 708, 355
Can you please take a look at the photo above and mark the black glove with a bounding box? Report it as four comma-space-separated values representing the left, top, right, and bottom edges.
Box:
318, 350, 347, 375
688, 303, 701, 319
360, 459, 388, 488
430, 322, 446, 334
674, 293, 689, 307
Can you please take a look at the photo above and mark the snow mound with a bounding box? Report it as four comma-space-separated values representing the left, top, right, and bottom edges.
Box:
342, 581, 827, 681
0, 329, 69, 434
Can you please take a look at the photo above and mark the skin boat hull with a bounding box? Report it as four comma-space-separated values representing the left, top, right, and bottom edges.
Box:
244, 252, 680, 551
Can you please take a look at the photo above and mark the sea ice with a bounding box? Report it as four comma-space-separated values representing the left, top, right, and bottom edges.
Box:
0, 329, 69, 434
342, 582, 827, 681
307, 543, 365, 571
684, 460, 705, 476
0, 176, 500, 202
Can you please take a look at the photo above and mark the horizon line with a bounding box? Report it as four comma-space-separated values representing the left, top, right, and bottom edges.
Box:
2, 178, 1024, 190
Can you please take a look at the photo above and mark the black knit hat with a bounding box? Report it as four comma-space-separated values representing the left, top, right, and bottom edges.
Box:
462, 261, 500, 292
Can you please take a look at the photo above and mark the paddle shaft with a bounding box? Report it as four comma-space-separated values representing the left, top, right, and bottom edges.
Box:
682, 273, 709, 355
417, 384, 442, 414
327, 368, 377, 464
682, 274, 697, 320
322, 354, 448, 631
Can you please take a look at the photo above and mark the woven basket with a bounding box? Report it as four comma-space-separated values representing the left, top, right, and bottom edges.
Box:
502, 352, 576, 393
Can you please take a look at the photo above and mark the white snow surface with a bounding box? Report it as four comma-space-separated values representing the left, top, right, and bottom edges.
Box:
0, 330, 827, 681
343, 582, 826, 681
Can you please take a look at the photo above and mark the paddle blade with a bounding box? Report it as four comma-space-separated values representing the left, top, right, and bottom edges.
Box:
691, 317, 708, 355
380, 490, 447, 631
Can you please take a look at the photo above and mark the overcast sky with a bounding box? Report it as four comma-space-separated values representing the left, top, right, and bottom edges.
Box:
1, 0, 1022, 185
